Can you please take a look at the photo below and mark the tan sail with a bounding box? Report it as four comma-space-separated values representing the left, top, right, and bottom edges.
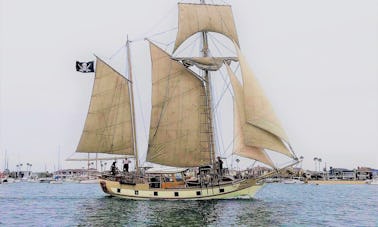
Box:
147, 42, 211, 167
226, 64, 293, 158
236, 45, 289, 142
174, 3, 239, 52
76, 58, 134, 155
233, 102, 275, 167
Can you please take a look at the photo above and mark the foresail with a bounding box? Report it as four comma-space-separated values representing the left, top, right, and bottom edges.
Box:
147, 42, 211, 167
226, 64, 293, 158
76, 58, 134, 155
174, 3, 239, 52
236, 45, 289, 142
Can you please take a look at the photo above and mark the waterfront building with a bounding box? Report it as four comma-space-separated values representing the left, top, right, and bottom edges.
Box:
329, 168, 355, 180
247, 166, 272, 178
356, 167, 373, 180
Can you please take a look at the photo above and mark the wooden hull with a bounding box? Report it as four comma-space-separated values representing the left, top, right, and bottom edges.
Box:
99, 178, 263, 200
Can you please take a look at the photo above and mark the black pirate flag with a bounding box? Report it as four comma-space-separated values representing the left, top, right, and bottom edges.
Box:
76, 61, 94, 73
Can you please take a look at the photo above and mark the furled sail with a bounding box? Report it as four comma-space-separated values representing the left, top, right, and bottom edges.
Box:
147, 42, 211, 167
236, 45, 289, 142
76, 57, 134, 155
226, 64, 293, 158
173, 57, 237, 71
174, 3, 239, 52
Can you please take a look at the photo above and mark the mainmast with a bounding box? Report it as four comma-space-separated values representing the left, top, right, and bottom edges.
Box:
126, 38, 139, 171
200, 0, 216, 168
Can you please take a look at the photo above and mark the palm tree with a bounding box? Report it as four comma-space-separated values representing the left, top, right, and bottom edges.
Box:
299, 156, 304, 171
318, 158, 322, 175
313, 157, 318, 171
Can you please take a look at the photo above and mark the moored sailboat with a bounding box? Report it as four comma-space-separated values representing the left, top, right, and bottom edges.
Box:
75, 1, 298, 200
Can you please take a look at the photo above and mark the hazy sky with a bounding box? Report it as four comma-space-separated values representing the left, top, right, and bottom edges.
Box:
1, 0, 377, 172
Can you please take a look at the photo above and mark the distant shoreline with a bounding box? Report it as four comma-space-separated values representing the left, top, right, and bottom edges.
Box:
307, 180, 367, 185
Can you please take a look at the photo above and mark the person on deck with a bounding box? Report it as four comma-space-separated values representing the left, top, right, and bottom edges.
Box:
111, 161, 117, 175
123, 158, 131, 173
217, 156, 223, 176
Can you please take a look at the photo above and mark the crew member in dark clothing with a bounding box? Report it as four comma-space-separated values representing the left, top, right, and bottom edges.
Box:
217, 156, 223, 176
111, 161, 117, 175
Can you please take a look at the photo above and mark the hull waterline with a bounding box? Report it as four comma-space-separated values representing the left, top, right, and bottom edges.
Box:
99, 178, 263, 200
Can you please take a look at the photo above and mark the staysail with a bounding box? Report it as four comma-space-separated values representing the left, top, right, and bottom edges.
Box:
146, 42, 212, 167
76, 57, 134, 155
236, 45, 289, 142
174, 3, 239, 52
226, 64, 293, 158
233, 101, 275, 168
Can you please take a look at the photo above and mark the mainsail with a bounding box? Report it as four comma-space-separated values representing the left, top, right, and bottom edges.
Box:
226, 64, 293, 158
146, 42, 212, 167
174, 3, 239, 52
76, 57, 135, 155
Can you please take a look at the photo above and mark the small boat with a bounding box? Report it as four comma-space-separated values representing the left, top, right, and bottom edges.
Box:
79, 178, 99, 184
283, 177, 305, 184
367, 177, 378, 185
1, 177, 17, 183
38, 178, 53, 183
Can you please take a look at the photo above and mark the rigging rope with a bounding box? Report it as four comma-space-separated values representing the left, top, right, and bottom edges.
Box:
131, 4, 177, 42
173, 34, 201, 57
208, 32, 236, 54
133, 27, 178, 43
109, 45, 126, 60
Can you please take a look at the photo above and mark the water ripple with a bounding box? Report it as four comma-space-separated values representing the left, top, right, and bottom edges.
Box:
0, 183, 377, 226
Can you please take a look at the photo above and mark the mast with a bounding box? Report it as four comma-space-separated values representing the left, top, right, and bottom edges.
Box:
200, 0, 216, 168
126, 37, 139, 171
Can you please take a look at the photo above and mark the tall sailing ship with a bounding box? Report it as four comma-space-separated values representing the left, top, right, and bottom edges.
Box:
75, 1, 298, 200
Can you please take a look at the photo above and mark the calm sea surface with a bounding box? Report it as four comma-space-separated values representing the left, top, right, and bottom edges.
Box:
0, 182, 377, 226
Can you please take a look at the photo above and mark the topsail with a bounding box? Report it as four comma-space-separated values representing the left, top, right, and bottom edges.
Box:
174, 3, 239, 52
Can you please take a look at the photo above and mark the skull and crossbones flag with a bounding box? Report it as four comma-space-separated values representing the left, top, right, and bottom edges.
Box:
76, 61, 95, 73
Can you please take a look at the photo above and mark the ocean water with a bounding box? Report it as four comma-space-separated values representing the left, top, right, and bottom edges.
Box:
0, 182, 377, 226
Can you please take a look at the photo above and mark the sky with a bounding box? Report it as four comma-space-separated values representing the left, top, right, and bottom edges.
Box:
1, 0, 377, 172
